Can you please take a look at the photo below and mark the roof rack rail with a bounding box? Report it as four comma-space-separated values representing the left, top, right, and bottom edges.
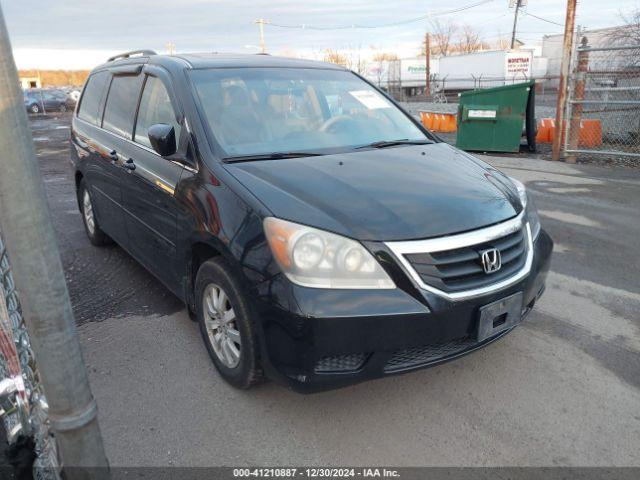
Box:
107, 50, 157, 62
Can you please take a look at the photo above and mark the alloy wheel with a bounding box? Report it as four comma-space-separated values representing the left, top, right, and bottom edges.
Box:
82, 189, 95, 235
203, 283, 241, 368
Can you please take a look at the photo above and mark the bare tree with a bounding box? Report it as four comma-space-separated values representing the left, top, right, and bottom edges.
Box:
428, 19, 458, 56
494, 36, 511, 51
323, 49, 348, 67
344, 45, 368, 75
371, 52, 398, 86
604, 7, 640, 67
456, 24, 484, 54
323, 47, 368, 74
607, 7, 640, 45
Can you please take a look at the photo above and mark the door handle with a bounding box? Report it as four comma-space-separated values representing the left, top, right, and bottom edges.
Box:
122, 158, 136, 172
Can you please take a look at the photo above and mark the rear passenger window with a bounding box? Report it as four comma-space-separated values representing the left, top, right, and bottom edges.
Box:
102, 75, 143, 139
134, 76, 181, 148
77, 71, 109, 125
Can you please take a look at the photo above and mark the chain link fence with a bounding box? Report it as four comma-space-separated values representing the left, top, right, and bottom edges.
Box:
565, 43, 640, 160
0, 231, 59, 479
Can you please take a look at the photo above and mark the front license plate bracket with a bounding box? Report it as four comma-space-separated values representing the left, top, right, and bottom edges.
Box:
477, 292, 524, 342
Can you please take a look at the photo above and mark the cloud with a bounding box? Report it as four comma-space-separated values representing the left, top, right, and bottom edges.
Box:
3, 0, 638, 68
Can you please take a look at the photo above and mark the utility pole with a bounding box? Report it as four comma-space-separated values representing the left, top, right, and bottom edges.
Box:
552, 0, 577, 161
510, 0, 521, 49
254, 18, 269, 53
425, 32, 431, 97
0, 5, 109, 479
166, 42, 175, 55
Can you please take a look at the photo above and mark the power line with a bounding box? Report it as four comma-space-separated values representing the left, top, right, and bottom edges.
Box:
522, 11, 565, 27
266, 0, 494, 31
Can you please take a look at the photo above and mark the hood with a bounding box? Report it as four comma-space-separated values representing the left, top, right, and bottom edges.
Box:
226, 143, 521, 241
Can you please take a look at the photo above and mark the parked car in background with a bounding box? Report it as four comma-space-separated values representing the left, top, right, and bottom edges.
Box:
68, 89, 82, 102
23, 89, 74, 114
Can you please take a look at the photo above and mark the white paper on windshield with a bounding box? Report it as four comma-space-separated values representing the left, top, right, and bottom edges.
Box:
349, 90, 391, 109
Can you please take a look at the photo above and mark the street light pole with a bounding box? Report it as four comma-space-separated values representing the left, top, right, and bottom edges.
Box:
0, 5, 109, 478
255, 18, 268, 53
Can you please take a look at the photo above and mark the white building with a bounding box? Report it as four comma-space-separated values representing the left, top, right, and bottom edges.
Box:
19, 76, 41, 89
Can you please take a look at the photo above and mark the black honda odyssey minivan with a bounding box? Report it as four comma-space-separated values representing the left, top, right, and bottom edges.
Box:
70, 50, 552, 392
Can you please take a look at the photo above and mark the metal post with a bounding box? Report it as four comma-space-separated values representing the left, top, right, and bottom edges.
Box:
0, 6, 109, 479
425, 32, 431, 97
510, 0, 521, 50
39, 90, 46, 115
563, 25, 580, 158
566, 36, 588, 163
551, 0, 577, 161
255, 18, 267, 54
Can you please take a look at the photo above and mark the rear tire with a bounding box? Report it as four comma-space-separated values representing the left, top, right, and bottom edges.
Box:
195, 257, 263, 389
78, 179, 112, 246
59, 103, 67, 112
29, 103, 39, 114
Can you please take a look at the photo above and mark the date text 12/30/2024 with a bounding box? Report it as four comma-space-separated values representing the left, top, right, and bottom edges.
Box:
233, 468, 400, 478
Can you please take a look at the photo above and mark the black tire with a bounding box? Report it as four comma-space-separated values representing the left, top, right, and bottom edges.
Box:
195, 257, 263, 389
78, 179, 112, 246
59, 103, 67, 112
29, 103, 39, 114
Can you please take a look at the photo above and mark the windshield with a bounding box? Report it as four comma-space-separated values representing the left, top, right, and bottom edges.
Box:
189, 67, 429, 158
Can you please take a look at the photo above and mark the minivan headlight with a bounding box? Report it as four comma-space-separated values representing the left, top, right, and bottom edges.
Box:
510, 177, 541, 240
263, 217, 395, 289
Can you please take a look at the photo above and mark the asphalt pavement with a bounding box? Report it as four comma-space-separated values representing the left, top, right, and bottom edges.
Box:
27, 113, 640, 467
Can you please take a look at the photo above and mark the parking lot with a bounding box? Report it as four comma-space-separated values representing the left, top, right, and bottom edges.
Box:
30, 113, 640, 467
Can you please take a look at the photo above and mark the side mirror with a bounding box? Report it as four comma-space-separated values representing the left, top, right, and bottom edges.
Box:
148, 123, 177, 157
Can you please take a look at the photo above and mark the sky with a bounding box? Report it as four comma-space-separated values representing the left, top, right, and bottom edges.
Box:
3, 0, 639, 69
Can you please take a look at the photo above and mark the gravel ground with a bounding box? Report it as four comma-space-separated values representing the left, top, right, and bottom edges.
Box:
29, 113, 183, 323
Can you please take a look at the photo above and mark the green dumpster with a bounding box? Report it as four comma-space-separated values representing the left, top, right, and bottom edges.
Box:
455, 80, 536, 153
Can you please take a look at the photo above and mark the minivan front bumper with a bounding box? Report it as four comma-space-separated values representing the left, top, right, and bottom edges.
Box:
251, 229, 552, 393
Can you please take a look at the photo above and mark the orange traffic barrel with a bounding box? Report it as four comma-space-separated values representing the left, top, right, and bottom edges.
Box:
536, 118, 553, 143
419, 111, 433, 129
444, 113, 457, 132
432, 114, 442, 132
420, 111, 457, 133
579, 119, 602, 147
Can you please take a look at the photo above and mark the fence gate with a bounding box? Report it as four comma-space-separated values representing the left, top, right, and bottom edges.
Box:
564, 40, 640, 160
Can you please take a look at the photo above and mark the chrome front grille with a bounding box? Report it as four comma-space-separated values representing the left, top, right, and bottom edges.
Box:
385, 213, 533, 300
404, 228, 527, 293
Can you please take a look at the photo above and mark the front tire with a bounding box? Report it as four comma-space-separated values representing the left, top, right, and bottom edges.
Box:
78, 179, 111, 246
195, 257, 263, 389
29, 103, 39, 114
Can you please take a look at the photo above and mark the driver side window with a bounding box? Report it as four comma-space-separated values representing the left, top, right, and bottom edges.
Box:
135, 76, 181, 149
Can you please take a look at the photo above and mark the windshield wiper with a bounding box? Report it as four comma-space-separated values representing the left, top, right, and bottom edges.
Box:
224, 152, 325, 162
355, 139, 433, 150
